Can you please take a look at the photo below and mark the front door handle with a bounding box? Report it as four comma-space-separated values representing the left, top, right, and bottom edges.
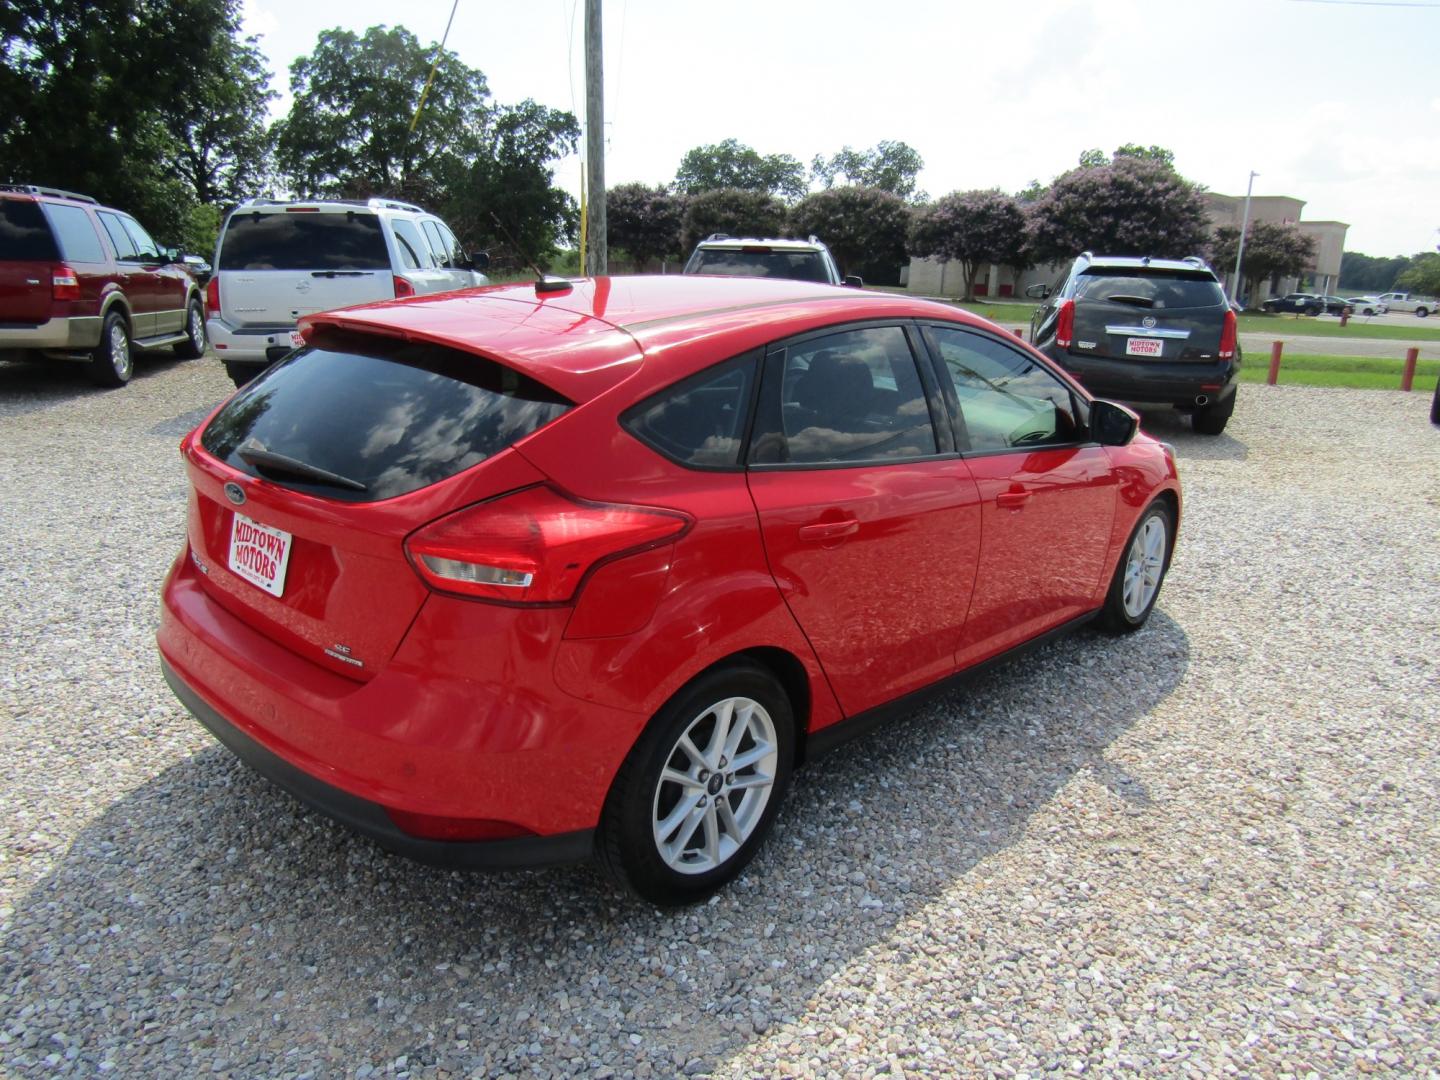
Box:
996, 491, 1032, 510
798, 519, 859, 541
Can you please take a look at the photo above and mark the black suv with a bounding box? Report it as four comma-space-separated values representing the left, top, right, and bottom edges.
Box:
1027, 253, 1239, 435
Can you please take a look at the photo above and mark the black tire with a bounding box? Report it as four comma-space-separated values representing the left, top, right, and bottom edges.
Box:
87, 309, 132, 387
598, 661, 795, 905
225, 361, 259, 389
1416, 307, 1429, 319
1192, 393, 1234, 435
173, 297, 207, 359
1098, 501, 1173, 634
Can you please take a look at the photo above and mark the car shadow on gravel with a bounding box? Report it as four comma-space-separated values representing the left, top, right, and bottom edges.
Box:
1, 613, 1188, 1075
1135, 406, 1248, 462
0, 356, 198, 418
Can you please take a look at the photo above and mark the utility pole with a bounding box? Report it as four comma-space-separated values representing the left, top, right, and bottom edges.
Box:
584, 0, 607, 276
1231, 170, 1258, 305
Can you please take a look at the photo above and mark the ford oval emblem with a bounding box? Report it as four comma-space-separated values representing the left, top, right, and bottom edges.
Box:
1142, 316, 1157, 329
224, 482, 246, 506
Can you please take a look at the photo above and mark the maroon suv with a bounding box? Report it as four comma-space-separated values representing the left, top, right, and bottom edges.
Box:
0, 184, 206, 386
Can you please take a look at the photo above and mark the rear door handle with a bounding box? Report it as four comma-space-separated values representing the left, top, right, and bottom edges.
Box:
798, 519, 859, 541
996, 491, 1032, 510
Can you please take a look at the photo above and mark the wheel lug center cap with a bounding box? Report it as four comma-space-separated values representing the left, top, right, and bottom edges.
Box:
707, 774, 724, 796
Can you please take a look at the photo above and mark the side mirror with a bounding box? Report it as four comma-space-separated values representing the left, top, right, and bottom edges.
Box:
469, 251, 490, 271
1025, 283, 1050, 299
843, 274, 864, 288
1090, 399, 1140, 446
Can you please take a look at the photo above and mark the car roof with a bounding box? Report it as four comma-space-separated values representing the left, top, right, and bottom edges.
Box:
302, 275, 991, 402
1078, 255, 1216, 275
696, 237, 827, 251
231, 197, 430, 216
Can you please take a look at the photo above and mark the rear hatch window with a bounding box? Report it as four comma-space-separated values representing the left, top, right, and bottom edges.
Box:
201, 334, 572, 502
218, 211, 389, 270
1075, 270, 1224, 309
0, 200, 60, 261
687, 248, 831, 283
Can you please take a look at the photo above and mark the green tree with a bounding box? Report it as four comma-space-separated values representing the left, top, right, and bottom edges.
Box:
908, 190, 1029, 300
0, 0, 243, 243
1210, 221, 1316, 300
607, 183, 686, 268
1397, 252, 1440, 295
1338, 251, 1413, 292
674, 139, 806, 201
274, 25, 491, 198
811, 140, 926, 201
161, 31, 276, 207
1026, 157, 1209, 264
789, 186, 910, 282
680, 188, 787, 252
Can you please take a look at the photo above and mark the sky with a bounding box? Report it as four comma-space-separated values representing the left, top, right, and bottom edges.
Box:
240, 0, 1440, 257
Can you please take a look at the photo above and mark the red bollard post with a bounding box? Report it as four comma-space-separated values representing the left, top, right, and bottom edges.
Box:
1400, 347, 1418, 392
1340, 311, 1349, 327
1012, 327, 1024, 339
1267, 341, 1284, 385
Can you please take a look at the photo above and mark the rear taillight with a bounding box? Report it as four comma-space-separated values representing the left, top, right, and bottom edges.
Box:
52, 265, 80, 302
1218, 308, 1237, 360
392, 275, 415, 298
1054, 299, 1075, 348
405, 485, 691, 604
205, 276, 219, 313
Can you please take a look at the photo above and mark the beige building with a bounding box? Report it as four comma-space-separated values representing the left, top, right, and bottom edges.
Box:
904, 192, 1348, 302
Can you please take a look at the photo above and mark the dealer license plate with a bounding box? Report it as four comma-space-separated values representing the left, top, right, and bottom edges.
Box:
228, 512, 293, 598
288, 330, 305, 348
1125, 337, 1164, 357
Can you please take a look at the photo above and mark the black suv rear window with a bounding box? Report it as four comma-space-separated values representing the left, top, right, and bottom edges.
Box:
201, 335, 571, 502
218, 212, 389, 271
0, 200, 60, 261
1076, 270, 1224, 309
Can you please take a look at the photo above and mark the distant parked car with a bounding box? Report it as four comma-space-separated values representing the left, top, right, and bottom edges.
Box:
180, 254, 212, 285
1026, 252, 1239, 435
683, 234, 862, 287
1261, 293, 1324, 316
1346, 297, 1386, 316
206, 196, 489, 387
0, 183, 206, 386
1316, 295, 1354, 316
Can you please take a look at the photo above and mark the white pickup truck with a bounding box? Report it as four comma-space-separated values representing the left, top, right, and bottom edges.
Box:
1374, 292, 1433, 317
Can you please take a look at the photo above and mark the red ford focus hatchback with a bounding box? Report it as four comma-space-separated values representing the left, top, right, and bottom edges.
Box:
158, 276, 1181, 904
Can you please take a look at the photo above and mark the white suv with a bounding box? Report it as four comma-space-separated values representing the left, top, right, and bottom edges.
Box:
682, 234, 860, 287
207, 197, 489, 386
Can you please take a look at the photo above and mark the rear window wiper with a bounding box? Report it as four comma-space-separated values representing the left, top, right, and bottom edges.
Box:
310, 270, 373, 278
237, 441, 368, 492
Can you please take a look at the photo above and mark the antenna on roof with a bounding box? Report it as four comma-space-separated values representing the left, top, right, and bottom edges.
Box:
490, 212, 571, 294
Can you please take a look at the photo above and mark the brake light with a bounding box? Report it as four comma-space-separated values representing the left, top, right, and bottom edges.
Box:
392, 275, 415, 298
1055, 299, 1075, 348
52, 265, 80, 302
1218, 308, 1237, 360
405, 486, 691, 604
205, 276, 219, 313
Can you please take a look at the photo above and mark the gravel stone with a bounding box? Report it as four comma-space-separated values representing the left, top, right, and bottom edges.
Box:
1, 357, 1438, 1078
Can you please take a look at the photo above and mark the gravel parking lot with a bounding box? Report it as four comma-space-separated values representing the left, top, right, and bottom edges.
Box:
2, 355, 1437, 1078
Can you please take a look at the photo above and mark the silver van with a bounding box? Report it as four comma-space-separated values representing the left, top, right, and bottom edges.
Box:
207, 197, 489, 386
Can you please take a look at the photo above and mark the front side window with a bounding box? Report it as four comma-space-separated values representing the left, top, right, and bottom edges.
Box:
119, 215, 161, 260
421, 220, 454, 268
929, 327, 1080, 451
390, 219, 433, 269
622, 352, 757, 468
751, 326, 937, 465
42, 204, 105, 263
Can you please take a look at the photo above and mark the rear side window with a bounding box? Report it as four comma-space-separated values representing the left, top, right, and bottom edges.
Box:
622, 352, 758, 468
687, 248, 831, 283
97, 212, 138, 260
751, 326, 937, 465
200, 335, 571, 502
42, 204, 105, 263
218, 213, 389, 271
1076, 270, 1224, 309
0, 200, 60, 260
